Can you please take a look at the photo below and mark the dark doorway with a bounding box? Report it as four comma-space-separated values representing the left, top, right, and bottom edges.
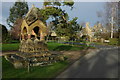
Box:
33, 26, 39, 35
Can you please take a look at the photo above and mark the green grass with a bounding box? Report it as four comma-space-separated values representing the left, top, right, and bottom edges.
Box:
2, 57, 69, 78
2, 43, 19, 51
2, 42, 86, 51
2, 42, 86, 78
47, 42, 85, 51
1, 42, 89, 78
109, 38, 118, 45
2, 42, 73, 78
93, 38, 119, 46
93, 42, 109, 45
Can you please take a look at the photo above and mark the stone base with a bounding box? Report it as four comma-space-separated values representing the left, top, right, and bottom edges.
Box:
19, 39, 49, 53
5, 40, 64, 69
5, 51, 64, 69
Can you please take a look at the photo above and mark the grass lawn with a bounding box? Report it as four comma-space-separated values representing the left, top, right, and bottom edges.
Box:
2, 57, 69, 78
2, 42, 91, 79
93, 42, 109, 45
47, 42, 85, 51
2, 42, 87, 78
2, 42, 86, 52
2, 43, 19, 51
93, 42, 117, 46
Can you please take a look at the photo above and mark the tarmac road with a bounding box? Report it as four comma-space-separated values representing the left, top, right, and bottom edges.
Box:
57, 46, 119, 78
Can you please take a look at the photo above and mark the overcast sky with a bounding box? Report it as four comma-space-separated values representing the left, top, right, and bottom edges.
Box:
1, 2, 105, 30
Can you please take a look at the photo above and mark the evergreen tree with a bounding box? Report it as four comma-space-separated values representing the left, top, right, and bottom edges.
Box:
39, 1, 81, 40
7, 1, 29, 27
0, 24, 8, 42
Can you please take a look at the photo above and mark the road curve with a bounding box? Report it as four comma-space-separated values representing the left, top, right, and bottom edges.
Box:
57, 47, 119, 78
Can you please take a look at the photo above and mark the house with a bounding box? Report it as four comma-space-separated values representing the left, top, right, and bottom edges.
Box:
80, 22, 108, 42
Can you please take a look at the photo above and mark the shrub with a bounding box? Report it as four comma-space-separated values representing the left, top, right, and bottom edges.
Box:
1, 24, 8, 43
109, 38, 118, 45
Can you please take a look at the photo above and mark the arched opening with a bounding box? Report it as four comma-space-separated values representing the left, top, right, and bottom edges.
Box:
23, 27, 27, 34
33, 27, 39, 35
31, 26, 40, 39
22, 27, 27, 40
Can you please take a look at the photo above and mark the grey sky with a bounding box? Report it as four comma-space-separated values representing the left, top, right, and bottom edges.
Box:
1, 2, 105, 30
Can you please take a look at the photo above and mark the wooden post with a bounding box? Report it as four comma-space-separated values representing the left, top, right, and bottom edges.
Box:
27, 62, 30, 73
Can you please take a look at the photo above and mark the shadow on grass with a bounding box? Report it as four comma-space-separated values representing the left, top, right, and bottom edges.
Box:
53, 45, 72, 51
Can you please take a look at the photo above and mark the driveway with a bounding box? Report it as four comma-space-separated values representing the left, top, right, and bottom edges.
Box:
57, 46, 119, 78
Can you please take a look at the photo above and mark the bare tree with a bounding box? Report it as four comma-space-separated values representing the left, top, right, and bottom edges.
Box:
99, 2, 118, 38
118, 2, 120, 38
10, 18, 23, 40
45, 22, 54, 42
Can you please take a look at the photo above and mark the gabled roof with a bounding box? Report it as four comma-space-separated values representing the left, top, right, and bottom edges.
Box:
25, 5, 39, 26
